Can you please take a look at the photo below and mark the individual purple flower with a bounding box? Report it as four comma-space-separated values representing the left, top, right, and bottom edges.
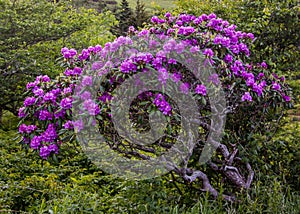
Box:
41, 75, 50, 82
98, 92, 112, 103
63, 87, 73, 94
18, 107, 26, 118
241, 92, 252, 102
39, 110, 52, 121
120, 60, 137, 73
282, 94, 291, 102
247, 33, 255, 40
272, 82, 281, 91
175, 42, 185, 54
60, 97, 73, 109
24, 97, 36, 107
19, 124, 28, 134
30, 136, 42, 150
190, 46, 200, 53
195, 84, 207, 96
63, 121, 74, 130
80, 91, 91, 100
48, 144, 59, 154
255, 72, 264, 80
252, 83, 263, 96
81, 76, 93, 87
230, 44, 240, 55
180, 83, 190, 94
78, 49, 90, 61
261, 62, 268, 69
33, 88, 44, 97
167, 58, 177, 65
73, 67, 83, 75
40, 146, 50, 159
43, 92, 56, 103
42, 124, 57, 143
158, 68, 169, 85
73, 119, 84, 132
54, 109, 66, 119
224, 54, 233, 63
153, 94, 172, 115
171, 73, 182, 83
208, 74, 220, 85
83, 99, 100, 116
64, 69, 74, 76
26, 82, 37, 90
203, 48, 214, 57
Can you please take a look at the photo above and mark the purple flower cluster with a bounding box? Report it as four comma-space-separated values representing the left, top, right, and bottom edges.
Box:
83, 99, 100, 116
241, 92, 252, 102
153, 94, 172, 115
60, 97, 73, 109
61, 47, 77, 59
19, 124, 37, 134
41, 124, 57, 143
195, 84, 207, 96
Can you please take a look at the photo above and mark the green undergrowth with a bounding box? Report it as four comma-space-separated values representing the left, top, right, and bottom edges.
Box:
0, 113, 299, 213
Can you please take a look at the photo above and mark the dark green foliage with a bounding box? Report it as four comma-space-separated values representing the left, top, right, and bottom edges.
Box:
0, 0, 115, 117
132, 0, 150, 29
111, 0, 134, 36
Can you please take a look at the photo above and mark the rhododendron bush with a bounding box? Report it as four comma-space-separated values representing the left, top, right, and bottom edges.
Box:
17, 13, 292, 201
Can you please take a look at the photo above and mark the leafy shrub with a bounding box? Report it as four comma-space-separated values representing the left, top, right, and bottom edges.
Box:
16, 12, 292, 202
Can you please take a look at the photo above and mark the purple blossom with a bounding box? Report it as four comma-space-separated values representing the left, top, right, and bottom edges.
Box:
178, 26, 195, 36
282, 94, 291, 102
80, 91, 92, 100
24, 97, 36, 107
203, 48, 214, 57
43, 92, 56, 103
42, 124, 57, 143
180, 83, 190, 94
261, 62, 268, 69
158, 68, 169, 85
82, 76, 93, 87
83, 99, 100, 116
26, 82, 37, 90
73, 67, 83, 75
33, 88, 44, 97
241, 92, 252, 102
252, 83, 263, 96
63, 121, 74, 130
190, 46, 200, 53
175, 42, 185, 54
63, 87, 73, 94
78, 49, 90, 61
224, 54, 233, 63
171, 73, 182, 83
153, 94, 172, 115
18, 107, 26, 118
247, 33, 255, 40
19, 124, 28, 134
98, 92, 112, 103
39, 110, 52, 121
30, 136, 42, 150
42, 75, 50, 82
48, 144, 59, 154
195, 84, 207, 96
168, 58, 177, 64
40, 146, 50, 159
54, 109, 66, 119
60, 97, 73, 109
272, 82, 281, 91
73, 119, 84, 132
120, 60, 137, 73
